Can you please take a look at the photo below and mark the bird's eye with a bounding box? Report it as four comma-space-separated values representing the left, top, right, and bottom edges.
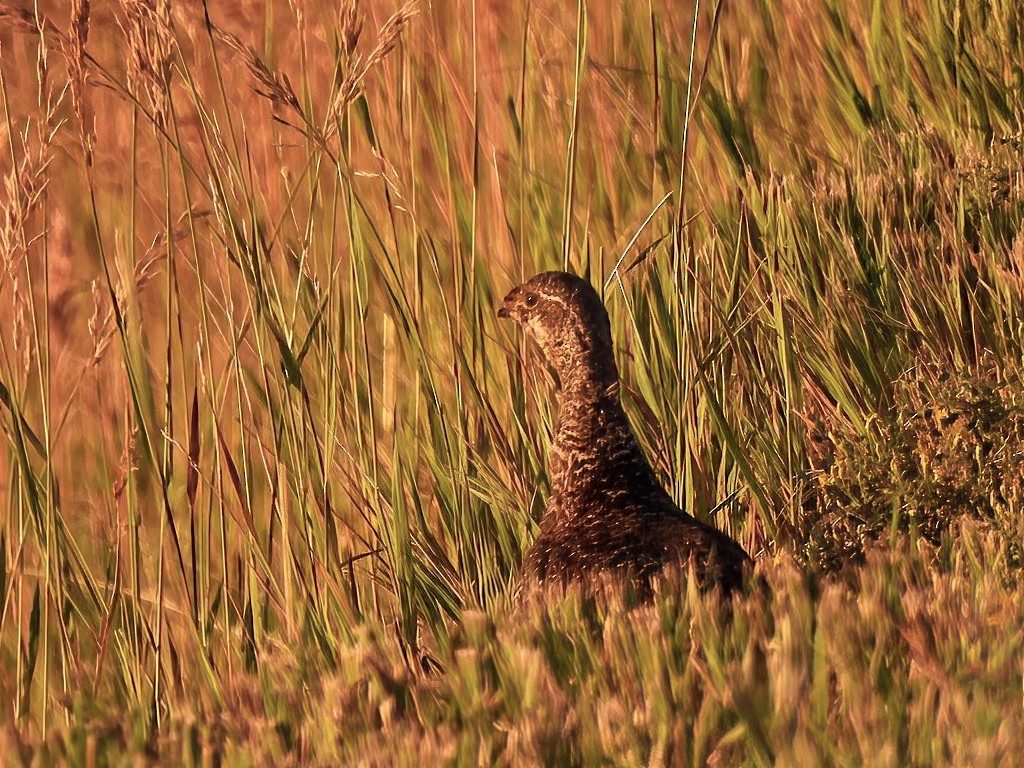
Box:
524, 293, 538, 307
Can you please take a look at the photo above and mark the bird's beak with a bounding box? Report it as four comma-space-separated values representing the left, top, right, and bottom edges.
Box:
497, 288, 518, 320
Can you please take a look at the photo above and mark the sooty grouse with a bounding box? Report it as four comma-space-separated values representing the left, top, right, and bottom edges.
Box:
499, 271, 752, 596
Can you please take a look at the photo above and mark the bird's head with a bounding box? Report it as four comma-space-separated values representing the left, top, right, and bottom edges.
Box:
498, 271, 617, 394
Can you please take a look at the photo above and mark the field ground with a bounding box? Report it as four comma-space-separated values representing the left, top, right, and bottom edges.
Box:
0, 0, 1022, 764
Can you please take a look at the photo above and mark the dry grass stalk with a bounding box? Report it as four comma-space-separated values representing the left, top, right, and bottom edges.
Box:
339, 0, 364, 59
328, 1, 419, 125
212, 26, 314, 138
121, 0, 174, 128
89, 209, 209, 364
211, 1, 416, 151
0, 95, 64, 390
71, 0, 90, 46
369, 1, 419, 64
65, 0, 94, 163
111, 407, 139, 501
0, 144, 51, 276
0, 7, 38, 34
0, 93, 65, 285
0, 7, 64, 42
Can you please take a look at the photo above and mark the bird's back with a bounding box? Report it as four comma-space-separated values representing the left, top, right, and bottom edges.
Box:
524, 488, 750, 595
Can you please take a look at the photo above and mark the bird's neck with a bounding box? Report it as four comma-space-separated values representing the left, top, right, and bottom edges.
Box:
553, 344, 619, 401
557, 372, 619, 402
549, 380, 645, 496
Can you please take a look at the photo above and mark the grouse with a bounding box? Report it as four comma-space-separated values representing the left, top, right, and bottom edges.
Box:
498, 271, 752, 596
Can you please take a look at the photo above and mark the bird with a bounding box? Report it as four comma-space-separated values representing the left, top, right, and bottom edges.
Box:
498, 271, 752, 597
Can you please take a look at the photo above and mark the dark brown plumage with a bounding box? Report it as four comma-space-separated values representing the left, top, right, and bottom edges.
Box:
499, 271, 752, 596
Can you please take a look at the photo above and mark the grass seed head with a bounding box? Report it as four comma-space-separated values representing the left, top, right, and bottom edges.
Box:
121, 0, 174, 128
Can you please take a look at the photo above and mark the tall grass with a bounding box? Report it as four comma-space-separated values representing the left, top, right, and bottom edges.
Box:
0, 0, 1022, 763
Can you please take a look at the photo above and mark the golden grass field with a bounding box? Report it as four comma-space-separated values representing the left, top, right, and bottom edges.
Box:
1, 0, 1023, 764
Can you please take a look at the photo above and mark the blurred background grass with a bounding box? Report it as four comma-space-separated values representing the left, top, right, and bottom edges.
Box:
0, 0, 1022, 764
